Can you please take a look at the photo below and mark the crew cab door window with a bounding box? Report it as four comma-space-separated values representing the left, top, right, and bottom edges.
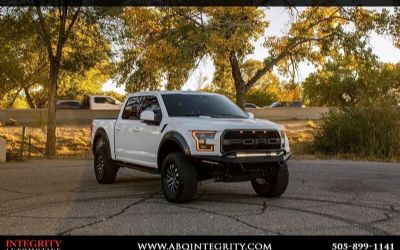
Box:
139, 95, 162, 124
121, 96, 142, 120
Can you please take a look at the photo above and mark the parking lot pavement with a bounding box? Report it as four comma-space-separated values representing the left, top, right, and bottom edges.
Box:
0, 159, 399, 235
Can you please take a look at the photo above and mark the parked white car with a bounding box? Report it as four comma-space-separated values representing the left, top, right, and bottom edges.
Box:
91, 91, 291, 203
81, 95, 122, 110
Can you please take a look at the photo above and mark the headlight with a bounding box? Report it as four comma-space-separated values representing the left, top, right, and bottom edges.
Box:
279, 130, 286, 148
192, 131, 216, 152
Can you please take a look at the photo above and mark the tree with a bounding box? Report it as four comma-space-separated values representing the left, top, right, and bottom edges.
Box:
58, 61, 112, 102
303, 52, 400, 107
388, 7, 400, 48
1, 6, 114, 157
25, 5, 113, 157
116, 7, 208, 92
118, 7, 385, 109
0, 9, 48, 108
222, 7, 385, 109
207, 59, 281, 106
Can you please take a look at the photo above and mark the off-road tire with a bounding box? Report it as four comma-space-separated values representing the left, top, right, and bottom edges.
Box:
94, 144, 118, 184
251, 163, 289, 197
161, 153, 198, 203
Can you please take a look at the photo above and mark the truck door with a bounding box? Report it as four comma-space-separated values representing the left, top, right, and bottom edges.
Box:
114, 96, 144, 164
134, 95, 164, 168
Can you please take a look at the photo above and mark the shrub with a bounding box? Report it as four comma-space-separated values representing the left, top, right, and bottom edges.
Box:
306, 120, 317, 129
314, 101, 400, 159
35, 115, 46, 128
1, 118, 18, 126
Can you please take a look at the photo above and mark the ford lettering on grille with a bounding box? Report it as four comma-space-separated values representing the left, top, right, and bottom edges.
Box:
222, 138, 280, 145
221, 130, 281, 153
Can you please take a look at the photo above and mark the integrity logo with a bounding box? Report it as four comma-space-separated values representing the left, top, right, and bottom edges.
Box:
5, 239, 62, 250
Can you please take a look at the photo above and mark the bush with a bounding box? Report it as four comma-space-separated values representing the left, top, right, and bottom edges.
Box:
1, 118, 18, 126
246, 90, 277, 107
314, 101, 400, 159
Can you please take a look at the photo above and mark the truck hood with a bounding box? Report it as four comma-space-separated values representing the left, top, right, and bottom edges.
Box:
170, 117, 283, 131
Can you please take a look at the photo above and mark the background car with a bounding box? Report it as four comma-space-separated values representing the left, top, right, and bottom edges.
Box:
265, 101, 304, 108
56, 100, 81, 109
245, 103, 260, 109
81, 95, 122, 110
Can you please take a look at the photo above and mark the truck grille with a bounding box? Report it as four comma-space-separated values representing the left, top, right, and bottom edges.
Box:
221, 130, 281, 153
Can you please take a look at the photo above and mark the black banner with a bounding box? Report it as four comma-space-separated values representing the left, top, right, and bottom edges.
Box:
0, 0, 399, 6
1, 236, 400, 250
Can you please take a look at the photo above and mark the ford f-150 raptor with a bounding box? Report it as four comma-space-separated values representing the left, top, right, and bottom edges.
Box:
91, 91, 292, 203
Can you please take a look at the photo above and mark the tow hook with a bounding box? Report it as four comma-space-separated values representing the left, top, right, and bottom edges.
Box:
283, 152, 293, 163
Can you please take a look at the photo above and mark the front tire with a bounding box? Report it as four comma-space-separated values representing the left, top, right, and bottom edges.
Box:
161, 153, 198, 203
94, 145, 118, 184
251, 163, 289, 197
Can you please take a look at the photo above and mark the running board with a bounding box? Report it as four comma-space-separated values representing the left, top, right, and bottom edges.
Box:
116, 161, 160, 175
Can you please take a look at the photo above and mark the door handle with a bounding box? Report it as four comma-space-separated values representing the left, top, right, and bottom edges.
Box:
116, 127, 121, 131
132, 127, 139, 132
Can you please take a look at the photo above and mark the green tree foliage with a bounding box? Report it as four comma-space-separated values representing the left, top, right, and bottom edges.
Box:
58, 61, 112, 102
116, 7, 208, 92
32, 6, 115, 158
209, 59, 280, 106
0, 6, 115, 157
0, 9, 48, 108
117, 7, 386, 109
387, 7, 400, 48
0, 7, 114, 107
303, 53, 400, 107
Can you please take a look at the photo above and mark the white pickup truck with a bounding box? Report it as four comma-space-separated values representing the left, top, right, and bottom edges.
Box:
91, 91, 292, 203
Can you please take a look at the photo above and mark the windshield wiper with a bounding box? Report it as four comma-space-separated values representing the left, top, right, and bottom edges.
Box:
179, 113, 245, 118
208, 114, 246, 118
181, 113, 202, 117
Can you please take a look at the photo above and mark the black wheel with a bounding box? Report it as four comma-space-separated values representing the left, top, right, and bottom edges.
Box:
251, 163, 289, 197
94, 144, 118, 184
161, 153, 198, 203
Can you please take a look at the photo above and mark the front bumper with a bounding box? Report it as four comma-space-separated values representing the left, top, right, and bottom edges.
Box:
191, 150, 292, 164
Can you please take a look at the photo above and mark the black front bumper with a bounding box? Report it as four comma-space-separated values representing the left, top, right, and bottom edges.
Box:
190, 150, 292, 182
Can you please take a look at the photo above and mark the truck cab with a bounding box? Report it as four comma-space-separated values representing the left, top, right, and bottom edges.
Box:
81, 95, 122, 110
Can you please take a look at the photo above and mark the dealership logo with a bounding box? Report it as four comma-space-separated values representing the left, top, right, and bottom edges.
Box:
5, 239, 62, 250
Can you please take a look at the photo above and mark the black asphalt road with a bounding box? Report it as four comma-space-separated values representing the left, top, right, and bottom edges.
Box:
0, 159, 399, 235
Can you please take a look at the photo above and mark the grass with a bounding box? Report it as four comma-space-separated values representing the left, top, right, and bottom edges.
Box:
281, 120, 317, 159
0, 124, 92, 160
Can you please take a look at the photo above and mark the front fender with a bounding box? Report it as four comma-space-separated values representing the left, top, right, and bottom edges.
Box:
158, 131, 191, 156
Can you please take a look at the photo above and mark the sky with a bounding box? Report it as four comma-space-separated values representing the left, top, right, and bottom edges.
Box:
103, 7, 400, 94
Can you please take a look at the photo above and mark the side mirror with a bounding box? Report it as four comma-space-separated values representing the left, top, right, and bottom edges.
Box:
140, 110, 156, 124
247, 112, 255, 119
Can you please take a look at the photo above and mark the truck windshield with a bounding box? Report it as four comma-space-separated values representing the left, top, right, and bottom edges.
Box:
161, 93, 248, 118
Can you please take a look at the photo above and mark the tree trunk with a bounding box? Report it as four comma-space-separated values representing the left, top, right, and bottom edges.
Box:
229, 52, 247, 110
235, 85, 246, 110
45, 61, 59, 158
24, 87, 36, 109
7, 89, 22, 109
